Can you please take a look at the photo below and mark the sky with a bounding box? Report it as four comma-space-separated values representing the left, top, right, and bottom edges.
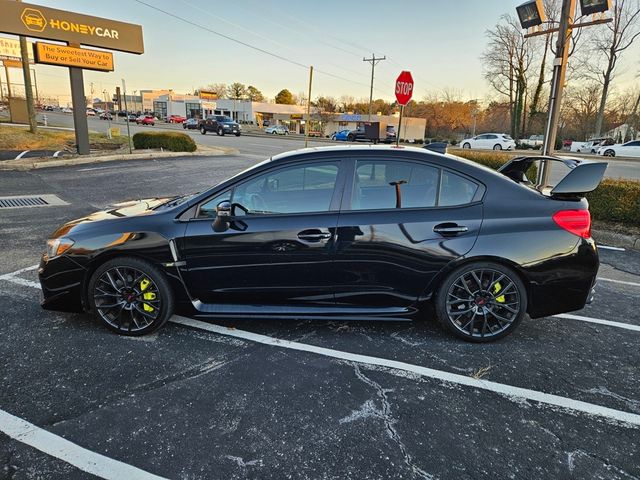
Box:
2, 0, 639, 106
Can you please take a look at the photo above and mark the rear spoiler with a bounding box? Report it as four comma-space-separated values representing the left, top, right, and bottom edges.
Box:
497, 156, 607, 196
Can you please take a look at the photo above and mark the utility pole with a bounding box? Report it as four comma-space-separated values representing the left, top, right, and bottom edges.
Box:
304, 65, 313, 148
538, 0, 576, 187
16, 0, 37, 133
363, 54, 385, 121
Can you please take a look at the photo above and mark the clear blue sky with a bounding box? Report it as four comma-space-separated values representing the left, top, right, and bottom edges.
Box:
4, 0, 639, 105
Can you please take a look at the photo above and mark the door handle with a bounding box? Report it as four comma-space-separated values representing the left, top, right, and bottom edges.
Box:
433, 223, 469, 235
297, 230, 332, 241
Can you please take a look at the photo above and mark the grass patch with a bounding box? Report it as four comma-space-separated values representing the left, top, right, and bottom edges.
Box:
0, 125, 128, 151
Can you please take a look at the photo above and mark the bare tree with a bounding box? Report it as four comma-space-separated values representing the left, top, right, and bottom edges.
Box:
564, 82, 602, 140
590, 0, 640, 136
482, 15, 534, 138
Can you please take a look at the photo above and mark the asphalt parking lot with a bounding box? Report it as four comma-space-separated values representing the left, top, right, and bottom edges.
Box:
1, 153, 639, 479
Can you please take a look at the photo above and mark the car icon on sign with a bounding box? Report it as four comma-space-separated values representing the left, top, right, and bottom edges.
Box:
24, 14, 44, 27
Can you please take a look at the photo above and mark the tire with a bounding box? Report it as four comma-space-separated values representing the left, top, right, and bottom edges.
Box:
493, 144, 502, 150
463, 143, 471, 149
183, 124, 187, 129
235, 132, 241, 137
200, 126, 206, 135
272, 131, 277, 135
603, 149, 615, 157
434, 261, 527, 342
217, 126, 225, 136
347, 134, 355, 142
88, 257, 174, 336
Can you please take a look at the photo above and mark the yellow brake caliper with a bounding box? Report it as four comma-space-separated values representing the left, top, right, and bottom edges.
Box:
139, 278, 156, 312
493, 281, 505, 303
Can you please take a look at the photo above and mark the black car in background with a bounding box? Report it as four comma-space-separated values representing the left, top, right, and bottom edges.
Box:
198, 115, 241, 136
39, 146, 606, 342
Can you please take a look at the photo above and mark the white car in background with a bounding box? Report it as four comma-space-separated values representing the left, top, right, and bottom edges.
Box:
265, 125, 289, 135
597, 140, 640, 158
460, 133, 516, 151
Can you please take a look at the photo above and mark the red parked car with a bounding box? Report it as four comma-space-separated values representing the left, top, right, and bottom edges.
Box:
168, 115, 186, 123
136, 115, 156, 126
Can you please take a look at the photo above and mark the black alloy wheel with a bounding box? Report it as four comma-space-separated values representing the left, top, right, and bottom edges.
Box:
435, 262, 527, 342
200, 126, 206, 135
217, 126, 224, 136
88, 257, 174, 336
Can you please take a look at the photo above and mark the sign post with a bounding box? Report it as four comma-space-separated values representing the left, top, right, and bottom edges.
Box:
0, 0, 143, 154
394, 71, 414, 147
122, 78, 132, 154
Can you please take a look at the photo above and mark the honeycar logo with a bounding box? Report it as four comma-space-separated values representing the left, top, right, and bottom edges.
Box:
21, 8, 46, 32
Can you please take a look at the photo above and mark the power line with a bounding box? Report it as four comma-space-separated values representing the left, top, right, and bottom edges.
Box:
133, 0, 374, 91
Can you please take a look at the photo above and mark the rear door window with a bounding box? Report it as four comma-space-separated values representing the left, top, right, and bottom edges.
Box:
439, 171, 479, 206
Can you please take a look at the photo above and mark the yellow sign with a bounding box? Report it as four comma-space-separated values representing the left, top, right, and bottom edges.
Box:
109, 127, 121, 137
290, 114, 303, 120
34, 42, 114, 71
199, 90, 218, 101
0, 37, 34, 62
2, 58, 22, 68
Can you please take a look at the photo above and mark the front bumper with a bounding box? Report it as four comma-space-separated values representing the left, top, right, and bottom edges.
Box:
39, 254, 87, 313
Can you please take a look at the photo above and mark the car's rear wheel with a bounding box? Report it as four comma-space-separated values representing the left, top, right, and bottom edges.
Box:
603, 149, 615, 157
88, 257, 174, 336
200, 126, 206, 135
435, 262, 527, 342
463, 142, 471, 149
493, 144, 502, 150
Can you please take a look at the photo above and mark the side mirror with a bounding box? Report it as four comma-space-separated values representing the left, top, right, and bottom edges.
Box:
212, 200, 231, 232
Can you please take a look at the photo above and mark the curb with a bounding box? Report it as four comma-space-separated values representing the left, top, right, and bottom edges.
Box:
592, 229, 640, 251
0, 147, 239, 171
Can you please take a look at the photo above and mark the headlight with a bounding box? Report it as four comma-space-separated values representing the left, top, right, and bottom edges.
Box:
46, 237, 74, 258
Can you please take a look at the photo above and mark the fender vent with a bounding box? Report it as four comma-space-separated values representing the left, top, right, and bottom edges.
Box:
0, 195, 68, 209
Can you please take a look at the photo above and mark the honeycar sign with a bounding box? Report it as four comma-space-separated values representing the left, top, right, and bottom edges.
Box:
0, 0, 144, 54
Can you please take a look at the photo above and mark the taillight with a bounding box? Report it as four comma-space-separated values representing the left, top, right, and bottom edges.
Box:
552, 209, 591, 239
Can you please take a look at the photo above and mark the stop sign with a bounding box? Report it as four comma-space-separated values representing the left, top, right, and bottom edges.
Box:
395, 71, 414, 106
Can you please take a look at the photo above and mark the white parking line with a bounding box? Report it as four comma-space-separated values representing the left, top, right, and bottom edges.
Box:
598, 245, 626, 251
0, 264, 38, 279
53, 150, 62, 158
599, 277, 640, 288
171, 316, 640, 427
554, 313, 640, 332
0, 409, 168, 480
15, 150, 30, 160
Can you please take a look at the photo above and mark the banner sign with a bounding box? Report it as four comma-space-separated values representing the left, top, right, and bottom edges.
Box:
0, 37, 34, 62
0, 0, 144, 54
34, 42, 114, 71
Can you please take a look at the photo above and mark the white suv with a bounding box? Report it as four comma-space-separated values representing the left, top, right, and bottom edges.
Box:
461, 133, 516, 151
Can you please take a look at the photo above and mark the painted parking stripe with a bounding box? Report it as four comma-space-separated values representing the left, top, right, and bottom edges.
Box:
0, 409, 168, 480
598, 245, 626, 251
53, 150, 62, 158
554, 313, 640, 332
0, 264, 38, 279
171, 316, 640, 427
599, 277, 640, 288
15, 150, 30, 160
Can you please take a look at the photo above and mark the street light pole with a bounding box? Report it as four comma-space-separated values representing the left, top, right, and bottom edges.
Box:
17, 0, 37, 133
538, 0, 576, 188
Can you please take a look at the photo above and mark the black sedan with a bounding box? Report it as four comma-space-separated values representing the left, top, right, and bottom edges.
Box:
39, 146, 606, 342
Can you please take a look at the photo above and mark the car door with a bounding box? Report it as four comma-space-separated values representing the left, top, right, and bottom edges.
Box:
333, 156, 483, 309
626, 141, 640, 157
181, 158, 345, 306
472, 134, 486, 149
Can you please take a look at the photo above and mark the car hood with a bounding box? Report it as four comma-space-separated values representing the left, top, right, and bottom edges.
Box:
50, 198, 170, 238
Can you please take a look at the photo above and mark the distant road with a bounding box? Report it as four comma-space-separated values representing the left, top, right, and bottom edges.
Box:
30, 112, 640, 181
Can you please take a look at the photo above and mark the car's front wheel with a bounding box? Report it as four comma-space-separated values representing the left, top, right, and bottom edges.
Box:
603, 149, 615, 157
493, 144, 502, 150
87, 257, 174, 336
88, 257, 174, 336
218, 127, 225, 136
435, 262, 527, 342
463, 142, 471, 149
200, 126, 206, 135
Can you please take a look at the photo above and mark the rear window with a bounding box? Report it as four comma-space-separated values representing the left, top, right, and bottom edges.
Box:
439, 171, 479, 206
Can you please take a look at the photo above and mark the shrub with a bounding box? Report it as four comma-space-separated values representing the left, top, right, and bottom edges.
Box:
132, 131, 196, 152
587, 179, 640, 226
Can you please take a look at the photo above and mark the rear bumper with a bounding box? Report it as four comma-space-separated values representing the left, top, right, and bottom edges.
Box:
38, 254, 86, 313
526, 239, 599, 318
